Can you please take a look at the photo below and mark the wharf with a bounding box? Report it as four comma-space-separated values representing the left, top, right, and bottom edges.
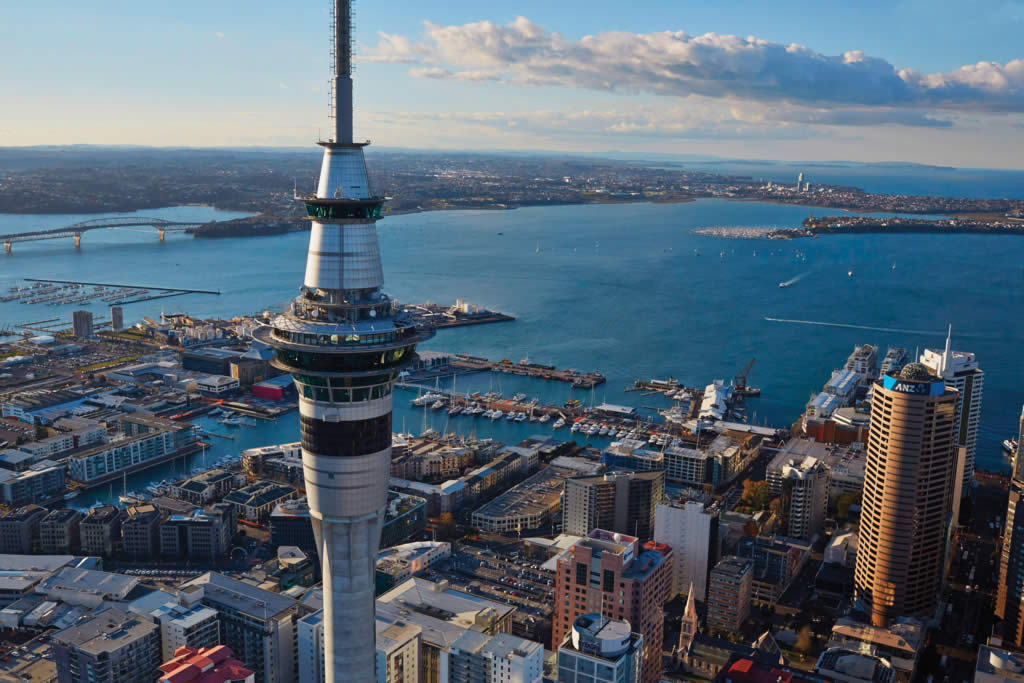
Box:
397, 303, 515, 329
451, 355, 605, 389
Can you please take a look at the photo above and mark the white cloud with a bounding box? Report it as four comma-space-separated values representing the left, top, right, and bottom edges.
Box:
365, 17, 1024, 113
279, 83, 289, 89
215, 31, 224, 39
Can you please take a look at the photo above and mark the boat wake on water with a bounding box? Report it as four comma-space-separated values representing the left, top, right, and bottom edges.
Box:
763, 317, 993, 338
778, 272, 808, 288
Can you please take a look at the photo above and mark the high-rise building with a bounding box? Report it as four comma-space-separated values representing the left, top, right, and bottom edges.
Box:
52, 607, 161, 683
920, 327, 984, 491
122, 504, 162, 558
766, 450, 829, 541
375, 619, 421, 683
552, 530, 672, 683
996, 405, 1024, 647
652, 499, 718, 601
563, 471, 665, 540
72, 310, 94, 338
80, 505, 122, 557
253, 0, 434, 678
39, 508, 82, 554
110, 306, 124, 332
557, 614, 643, 683
854, 364, 958, 626
180, 572, 298, 683
706, 556, 753, 634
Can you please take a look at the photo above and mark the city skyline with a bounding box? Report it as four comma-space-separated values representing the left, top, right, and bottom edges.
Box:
3, 0, 1024, 167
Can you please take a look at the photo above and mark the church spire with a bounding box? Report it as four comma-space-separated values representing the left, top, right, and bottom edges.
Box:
678, 582, 698, 655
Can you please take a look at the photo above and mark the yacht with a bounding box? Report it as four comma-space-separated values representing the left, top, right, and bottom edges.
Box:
491, 410, 504, 421
552, 418, 566, 429
482, 410, 494, 419
570, 422, 582, 433
512, 393, 527, 403
413, 392, 446, 407
63, 490, 80, 500
1004, 439, 1019, 454
448, 405, 463, 417
515, 412, 527, 422
430, 400, 445, 411
538, 414, 551, 424
587, 424, 600, 436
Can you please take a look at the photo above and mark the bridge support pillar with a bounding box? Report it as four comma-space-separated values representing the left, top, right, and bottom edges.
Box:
73, 233, 81, 249
3, 242, 10, 255
158, 228, 165, 242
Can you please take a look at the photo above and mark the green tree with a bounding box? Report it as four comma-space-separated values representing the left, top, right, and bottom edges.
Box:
836, 492, 862, 522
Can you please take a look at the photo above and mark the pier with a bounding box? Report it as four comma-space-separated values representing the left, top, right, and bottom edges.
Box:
450, 354, 605, 389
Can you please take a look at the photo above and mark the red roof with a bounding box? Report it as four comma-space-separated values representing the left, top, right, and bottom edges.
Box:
158, 645, 254, 683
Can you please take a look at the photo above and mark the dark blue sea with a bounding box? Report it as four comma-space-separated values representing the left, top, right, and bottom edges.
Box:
1, 170, 1022, 507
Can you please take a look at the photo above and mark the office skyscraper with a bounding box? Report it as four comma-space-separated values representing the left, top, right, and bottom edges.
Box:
563, 471, 665, 540
920, 327, 984, 492
854, 364, 958, 626
996, 405, 1024, 646
552, 530, 672, 683
254, 1, 434, 678
652, 499, 718, 601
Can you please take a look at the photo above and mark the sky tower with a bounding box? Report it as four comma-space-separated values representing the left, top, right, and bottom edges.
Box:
254, 0, 433, 678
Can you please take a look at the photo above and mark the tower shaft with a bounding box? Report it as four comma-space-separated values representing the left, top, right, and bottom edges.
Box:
256, 1, 433, 679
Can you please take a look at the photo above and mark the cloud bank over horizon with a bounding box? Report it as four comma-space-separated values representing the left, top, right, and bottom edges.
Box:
365, 17, 1024, 120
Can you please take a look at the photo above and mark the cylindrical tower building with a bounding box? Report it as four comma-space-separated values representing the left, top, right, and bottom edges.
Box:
254, 1, 434, 678
854, 363, 958, 626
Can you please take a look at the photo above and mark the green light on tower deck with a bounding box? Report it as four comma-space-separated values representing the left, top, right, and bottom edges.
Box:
305, 203, 383, 219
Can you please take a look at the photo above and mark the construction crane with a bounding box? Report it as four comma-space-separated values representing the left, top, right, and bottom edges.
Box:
733, 358, 761, 397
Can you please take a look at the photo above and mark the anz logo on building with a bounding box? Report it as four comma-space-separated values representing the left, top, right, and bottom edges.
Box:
882, 375, 945, 396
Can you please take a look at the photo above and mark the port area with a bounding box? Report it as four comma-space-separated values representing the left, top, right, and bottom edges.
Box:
396, 300, 515, 329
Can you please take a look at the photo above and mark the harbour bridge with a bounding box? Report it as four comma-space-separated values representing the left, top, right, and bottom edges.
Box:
1, 217, 206, 253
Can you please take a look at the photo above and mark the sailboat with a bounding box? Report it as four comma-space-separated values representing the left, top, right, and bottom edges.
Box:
535, 241, 540, 253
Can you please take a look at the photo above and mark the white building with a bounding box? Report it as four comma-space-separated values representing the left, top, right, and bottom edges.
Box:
297, 609, 325, 683
766, 450, 830, 542
449, 631, 543, 683
151, 602, 221, 661
195, 375, 240, 396
920, 327, 984, 492
653, 500, 718, 601
375, 620, 421, 683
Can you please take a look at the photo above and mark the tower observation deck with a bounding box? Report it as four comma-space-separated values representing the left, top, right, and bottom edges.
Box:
253, 1, 434, 679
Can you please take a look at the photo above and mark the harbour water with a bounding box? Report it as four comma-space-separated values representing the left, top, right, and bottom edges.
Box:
2, 195, 1023, 507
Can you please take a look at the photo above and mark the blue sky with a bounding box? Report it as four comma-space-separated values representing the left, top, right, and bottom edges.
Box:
3, 0, 1024, 167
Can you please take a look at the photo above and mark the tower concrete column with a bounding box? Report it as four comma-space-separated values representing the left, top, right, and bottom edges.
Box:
73, 233, 81, 248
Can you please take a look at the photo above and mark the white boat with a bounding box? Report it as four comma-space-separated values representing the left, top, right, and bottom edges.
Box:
848, 270, 853, 277
430, 400, 445, 411
491, 410, 504, 421
553, 418, 566, 429
538, 414, 551, 424
482, 410, 493, 419
1004, 439, 1019, 454
413, 392, 446, 407
570, 422, 582, 433
648, 434, 658, 444
515, 412, 527, 422
587, 424, 600, 436
448, 405, 463, 416
63, 491, 80, 500
598, 426, 609, 436
506, 411, 516, 420
512, 393, 527, 402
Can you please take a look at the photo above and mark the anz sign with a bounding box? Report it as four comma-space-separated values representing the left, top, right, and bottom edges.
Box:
882, 375, 945, 396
